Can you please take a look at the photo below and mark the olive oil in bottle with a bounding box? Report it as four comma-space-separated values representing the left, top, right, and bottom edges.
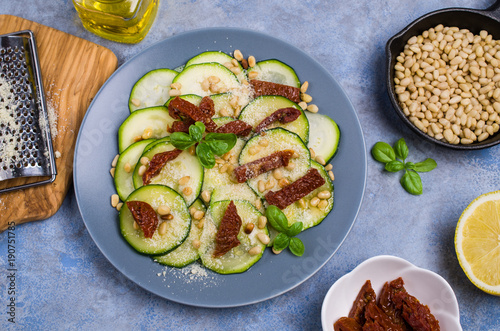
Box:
72, 0, 159, 44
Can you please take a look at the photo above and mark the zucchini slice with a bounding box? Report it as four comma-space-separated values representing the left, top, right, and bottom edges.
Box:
114, 139, 155, 201
238, 95, 309, 143
305, 111, 340, 162
172, 63, 243, 99
132, 141, 203, 207
199, 200, 268, 274
129, 69, 178, 112
118, 106, 175, 153
154, 199, 205, 267
247, 59, 300, 88
165, 94, 202, 108
120, 185, 191, 255
239, 128, 311, 199
185, 51, 247, 82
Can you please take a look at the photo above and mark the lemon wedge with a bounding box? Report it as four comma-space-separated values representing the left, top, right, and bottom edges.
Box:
455, 191, 500, 295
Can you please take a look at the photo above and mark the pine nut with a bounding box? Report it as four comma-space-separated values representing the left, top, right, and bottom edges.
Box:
208, 76, 220, 84
169, 89, 181, 97
196, 218, 205, 229
201, 190, 211, 203
317, 190, 332, 199
309, 147, 316, 159
248, 56, 256, 67
111, 154, 119, 167
190, 206, 197, 216
192, 239, 201, 249
133, 135, 143, 142
138, 165, 146, 176
265, 180, 275, 190
201, 79, 210, 91
310, 197, 320, 207
315, 155, 326, 165
259, 139, 269, 147
318, 199, 329, 209
273, 169, 283, 180
257, 233, 270, 245
254, 199, 262, 210
258, 180, 266, 192
272, 247, 282, 255
285, 162, 295, 170
194, 210, 205, 220
244, 223, 254, 234
111, 194, 119, 208
178, 176, 190, 186
300, 81, 309, 93
170, 82, 182, 90
133, 221, 139, 230
248, 71, 258, 79
123, 162, 132, 173
110, 168, 115, 178
301, 93, 313, 103
248, 246, 262, 256
131, 98, 141, 107
140, 156, 149, 165
188, 145, 196, 155
307, 104, 319, 113
234, 49, 243, 61
297, 198, 306, 209
142, 127, 153, 140
161, 214, 174, 221
258, 216, 267, 229
182, 187, 193, 196
325, 164, 333, 171
278, 178, 289, 187
157, 205, 171, 216
328, 170, 335, 181
116, 202, 123, 211
298, 101, 307, 109
158, 222, 168, 235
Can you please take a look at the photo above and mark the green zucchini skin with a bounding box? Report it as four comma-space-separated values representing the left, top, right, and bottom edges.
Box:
247, 59, 300, 87
129, 68, 178, 112
120, 185, 191, 255
305, 111, 340, 162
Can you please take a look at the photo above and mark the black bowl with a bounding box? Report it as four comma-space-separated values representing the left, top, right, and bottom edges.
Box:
386, 1, 500, 150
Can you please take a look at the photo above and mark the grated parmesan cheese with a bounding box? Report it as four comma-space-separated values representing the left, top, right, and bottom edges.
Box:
0, 75, 22, 173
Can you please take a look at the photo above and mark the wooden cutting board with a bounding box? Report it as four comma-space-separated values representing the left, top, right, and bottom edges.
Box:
0, 15, 118, 232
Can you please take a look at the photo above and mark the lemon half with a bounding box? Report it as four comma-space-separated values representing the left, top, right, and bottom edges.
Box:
455, 191, 500, 296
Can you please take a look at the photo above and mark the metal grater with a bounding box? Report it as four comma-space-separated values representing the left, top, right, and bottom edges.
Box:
0, 30, 56, 194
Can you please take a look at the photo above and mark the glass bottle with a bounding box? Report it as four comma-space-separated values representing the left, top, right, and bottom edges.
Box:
72, 0, 159, 44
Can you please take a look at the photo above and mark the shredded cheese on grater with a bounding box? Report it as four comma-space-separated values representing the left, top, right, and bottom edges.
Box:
0, 75, 22, 172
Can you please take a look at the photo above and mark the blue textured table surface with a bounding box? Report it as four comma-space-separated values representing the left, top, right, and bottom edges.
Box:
1, 0, 500, 330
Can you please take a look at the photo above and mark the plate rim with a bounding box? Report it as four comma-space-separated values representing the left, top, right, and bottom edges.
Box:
73, 27, 367, 308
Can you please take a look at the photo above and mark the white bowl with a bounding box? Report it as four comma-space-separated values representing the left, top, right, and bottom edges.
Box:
321, 255, 461, 331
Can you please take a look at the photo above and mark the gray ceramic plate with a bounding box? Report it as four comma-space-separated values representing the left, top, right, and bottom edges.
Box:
74, 28, 366, 308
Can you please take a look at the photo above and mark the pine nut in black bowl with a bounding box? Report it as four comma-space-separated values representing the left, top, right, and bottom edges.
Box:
386, 1, 500, 150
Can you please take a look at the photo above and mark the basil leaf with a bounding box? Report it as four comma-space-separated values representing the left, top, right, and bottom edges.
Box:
405, 161, 415, 170
273, 233, 290, 251
204, 133, 237, 156
170, 132, 195, 150
289, 237, 305, 257
195, 121, 205, 134
265, 205, 288, 233
413, 158, 437, 172
286, 222, 303, 237
196, 142, 215, 168
394, 138, 409, 161
385, 160, 404, 172
371, 142, 396, 163
189, 123, 204, 142
401, 170, 423, 195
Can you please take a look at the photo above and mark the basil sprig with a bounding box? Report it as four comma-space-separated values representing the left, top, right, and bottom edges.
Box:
371, 138, 437, 195
170, 122, 237, 168
266, 205, 305, 256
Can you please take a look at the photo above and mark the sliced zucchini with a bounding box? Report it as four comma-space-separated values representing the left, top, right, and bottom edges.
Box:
120, 185, 191, 255
211, 185, 263, 213
114, 139, 155, 201
154, 199, 205, 267
129, 69, 178, 112
212, 116, 235, 127
143, 136, 170, 152
247, 59, 300, 88
282, 160, 334, 230
199, 200, 268, 274
238, 95, 309, 143
118, 106, 175, 153
185, 51, 247, 82
132, 140, 203, 207
211, 93, 239, 118
239, 128, 311, 198
305, 111, 340, 162
172, 63, 241, 98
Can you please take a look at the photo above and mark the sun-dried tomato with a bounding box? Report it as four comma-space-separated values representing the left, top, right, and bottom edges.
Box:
126, 201, 158, 238
255, 107, 301, 133
216, 120, 253, 137
213, 201, 242, 258
363, 302, 404, 331
333, 317, 362, 331
168, 119, 194, 133
199, 96, 215, 118
168, 97, 217, 131
250, 79, 301, 103
378, 278, 407, 328
348, 280, 377, 326
143, 149, 183, 185
265, 168, 325, 209
234, 150, 294, 183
